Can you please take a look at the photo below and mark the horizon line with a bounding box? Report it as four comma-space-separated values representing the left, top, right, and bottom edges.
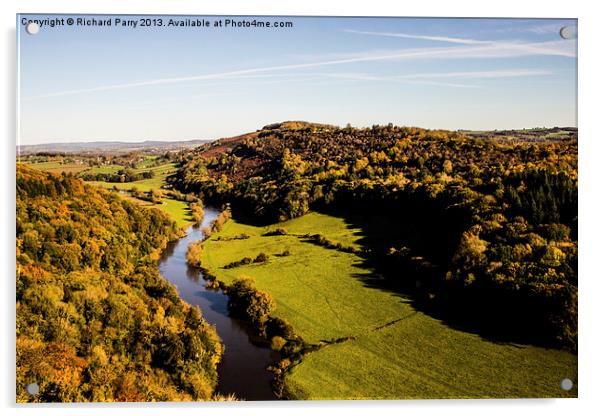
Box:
18, 123, 578, 147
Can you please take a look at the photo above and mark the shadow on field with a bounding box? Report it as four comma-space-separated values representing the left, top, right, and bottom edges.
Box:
317, 201, 559, 350
224, 195, 561, 350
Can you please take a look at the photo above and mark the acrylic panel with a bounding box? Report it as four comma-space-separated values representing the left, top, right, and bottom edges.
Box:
16, 14, 577, 402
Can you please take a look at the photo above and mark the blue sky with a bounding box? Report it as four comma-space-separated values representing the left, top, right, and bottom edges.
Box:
18, 15, 577, 144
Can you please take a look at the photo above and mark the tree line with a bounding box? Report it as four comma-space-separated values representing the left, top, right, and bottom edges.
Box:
80, 168, 155, 183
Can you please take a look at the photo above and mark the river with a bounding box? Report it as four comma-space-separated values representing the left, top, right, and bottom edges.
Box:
158, 206, 279, 401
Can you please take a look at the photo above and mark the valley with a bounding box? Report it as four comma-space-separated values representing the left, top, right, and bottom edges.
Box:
17, 122, 578, 400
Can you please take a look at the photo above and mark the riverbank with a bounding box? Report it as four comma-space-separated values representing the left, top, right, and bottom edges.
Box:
158, 206, 278, 400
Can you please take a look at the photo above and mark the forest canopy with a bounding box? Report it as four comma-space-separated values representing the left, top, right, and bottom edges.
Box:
16, 165, 223, 402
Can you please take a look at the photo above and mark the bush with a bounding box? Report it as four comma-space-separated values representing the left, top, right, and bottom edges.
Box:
253, 252, 269, 263
211, 207, 232, 233
190, 202, 204, 224
263, 228, 288, 236
270, 336, 287, 351
186, 241, 204, 268
227, 278, 275, 328
223, 257, 252, 269
266, 317, 296, 339
215, 233, 250, 242
205, 280, 220, 290
223, 253, 269, 269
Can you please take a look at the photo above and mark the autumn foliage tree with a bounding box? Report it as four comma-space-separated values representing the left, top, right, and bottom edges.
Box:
16, 165, 223, 402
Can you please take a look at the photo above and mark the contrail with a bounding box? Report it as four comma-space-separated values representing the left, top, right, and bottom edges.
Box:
23, 40, 574, 100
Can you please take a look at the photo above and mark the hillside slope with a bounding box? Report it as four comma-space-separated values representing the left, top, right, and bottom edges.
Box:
16, 165, 222, 402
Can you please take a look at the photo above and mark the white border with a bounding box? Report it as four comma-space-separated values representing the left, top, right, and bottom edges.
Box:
3, 1, 600, 416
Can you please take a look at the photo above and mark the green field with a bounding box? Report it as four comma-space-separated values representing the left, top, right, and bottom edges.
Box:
199, 212, 577, 399
117, 192, 154, 207
20, 161, 89, 174
89, 178, 166, 192
123, 158, 179, 174
84, 162, 192, 228
87, 162, 178, 192
160, 198, 194, 229
21, 160, 192, 229
133, 162, 178, 176
114, 192, 193, 228
86, 162, 191, 228
136, 155, 163, 169
84, 164, 124, 174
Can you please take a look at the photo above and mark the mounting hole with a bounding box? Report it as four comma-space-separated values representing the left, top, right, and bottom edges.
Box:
25, 22, 40, 35
560, 378, 573, 391
26, 383, 39, 395
559, 26, 576, 40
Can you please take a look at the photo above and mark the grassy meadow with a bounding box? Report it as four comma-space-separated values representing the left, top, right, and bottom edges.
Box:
160, 198, 194, 229
84, 164, 124, 174
198, 212, 577, 399
87, 162, 179, 192
20, 160, 89, 175
89, 177, 166, 192
84, 162, 193, 227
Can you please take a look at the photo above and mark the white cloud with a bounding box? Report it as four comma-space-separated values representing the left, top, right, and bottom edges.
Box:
290, 40, 574, 63
312, 72, 476, 88
397, 69, 552, 79
496, 22, 575, 35
343, 29, 490, 45
23, 37, 574, 100
314, 69, 552, 89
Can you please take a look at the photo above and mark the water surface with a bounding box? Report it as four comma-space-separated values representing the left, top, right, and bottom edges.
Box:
158, 207, 278, 400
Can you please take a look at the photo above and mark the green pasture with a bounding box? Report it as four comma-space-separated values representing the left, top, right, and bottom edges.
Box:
160, 198, 193, 229
84, 164, 124, 174
20, 161, 89, 175
88, 178, 164, 192
199, 212, 577, 399
84, 162, 190, 228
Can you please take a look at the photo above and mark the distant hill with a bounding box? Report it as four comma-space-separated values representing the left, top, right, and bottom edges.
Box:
193, 120, 338, 164
17, 139, 213, 155
461, 127, 577, 143
183, 121, 578, 185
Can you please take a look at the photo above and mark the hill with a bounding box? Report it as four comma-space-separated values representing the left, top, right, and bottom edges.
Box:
18, 139, 212, 155
172, 122, 578, 350
16, 165, 222, 402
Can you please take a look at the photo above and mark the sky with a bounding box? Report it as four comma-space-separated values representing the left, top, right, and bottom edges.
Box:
17, 15, 577, 145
